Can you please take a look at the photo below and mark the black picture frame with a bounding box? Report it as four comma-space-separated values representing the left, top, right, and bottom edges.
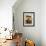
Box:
23, 12, 35, 27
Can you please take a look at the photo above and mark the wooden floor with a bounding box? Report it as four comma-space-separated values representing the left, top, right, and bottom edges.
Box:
0, 39, 16, 46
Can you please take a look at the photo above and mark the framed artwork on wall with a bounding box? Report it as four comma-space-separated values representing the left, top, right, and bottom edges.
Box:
23, 12, 35, 27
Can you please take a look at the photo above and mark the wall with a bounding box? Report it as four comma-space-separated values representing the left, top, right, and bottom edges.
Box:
0, 0, 46, 46
0, 0, 16, 30
13, 0, 41, 46
41, 0, 46, 46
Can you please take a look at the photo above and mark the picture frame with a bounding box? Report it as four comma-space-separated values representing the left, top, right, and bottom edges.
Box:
23, 12, 35, 27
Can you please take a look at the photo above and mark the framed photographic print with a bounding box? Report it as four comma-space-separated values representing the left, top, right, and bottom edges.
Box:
23, 12, 35, 27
